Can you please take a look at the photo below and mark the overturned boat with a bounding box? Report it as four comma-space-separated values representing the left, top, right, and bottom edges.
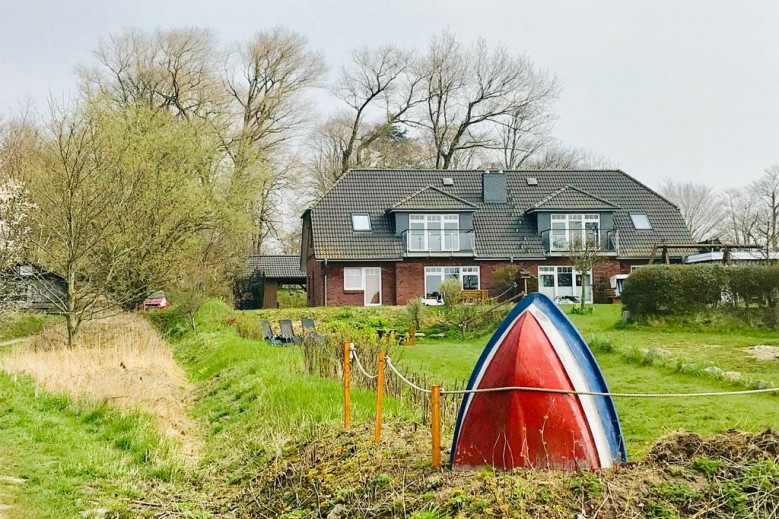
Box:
451, 293, 627, 470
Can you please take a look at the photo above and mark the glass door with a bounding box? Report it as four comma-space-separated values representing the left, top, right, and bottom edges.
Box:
364, 268, 382, 306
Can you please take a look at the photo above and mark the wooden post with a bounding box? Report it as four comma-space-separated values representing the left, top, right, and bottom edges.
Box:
431, 385, 441, 468
343, 341, 351, 428
374, 352, 385, 442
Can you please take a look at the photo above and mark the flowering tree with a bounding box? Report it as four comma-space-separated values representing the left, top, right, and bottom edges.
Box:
0, 178, 32, 314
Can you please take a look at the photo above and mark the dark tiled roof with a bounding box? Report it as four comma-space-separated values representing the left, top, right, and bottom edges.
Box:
248, 255, 305, 279
391, 185, 477, 211
528, 185, 619, 212
305, 169, 692, 260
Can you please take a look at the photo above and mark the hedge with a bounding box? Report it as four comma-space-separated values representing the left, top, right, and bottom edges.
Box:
622, 265, 779, 316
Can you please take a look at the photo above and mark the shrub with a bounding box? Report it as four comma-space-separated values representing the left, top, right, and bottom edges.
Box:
622, 264, 779, 319
405, 297, 426, 329
439, 278, 463, 306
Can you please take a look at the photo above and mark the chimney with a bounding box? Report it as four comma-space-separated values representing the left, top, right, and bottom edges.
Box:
482, 170, 507, 204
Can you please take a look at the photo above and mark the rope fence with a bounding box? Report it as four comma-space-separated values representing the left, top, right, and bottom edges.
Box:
343, 342, 779, 468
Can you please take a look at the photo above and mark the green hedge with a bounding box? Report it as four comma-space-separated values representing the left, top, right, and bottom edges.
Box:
622, 265, 779, 316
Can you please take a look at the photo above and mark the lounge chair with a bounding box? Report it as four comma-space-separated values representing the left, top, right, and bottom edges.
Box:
301, 318, 325, 344
278, 319, 302, 345
260, 320, 284, 345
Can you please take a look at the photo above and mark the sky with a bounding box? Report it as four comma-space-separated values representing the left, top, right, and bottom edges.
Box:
1, 0, 777, 189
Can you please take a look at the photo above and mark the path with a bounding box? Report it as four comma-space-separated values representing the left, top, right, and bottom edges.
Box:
0, 463, 25, 519
0, 338, 27, 348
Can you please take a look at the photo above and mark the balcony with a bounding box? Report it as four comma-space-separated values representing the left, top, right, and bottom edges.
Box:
403, 229, 475, 256
540, 229, 619, 255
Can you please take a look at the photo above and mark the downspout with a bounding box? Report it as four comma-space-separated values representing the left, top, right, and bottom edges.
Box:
323, 258, 328, 307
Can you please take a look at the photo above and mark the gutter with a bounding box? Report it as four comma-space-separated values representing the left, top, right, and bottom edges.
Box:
323, 258, 328, 307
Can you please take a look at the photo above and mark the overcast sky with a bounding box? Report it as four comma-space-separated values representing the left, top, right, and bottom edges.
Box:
1, 0, 777, 189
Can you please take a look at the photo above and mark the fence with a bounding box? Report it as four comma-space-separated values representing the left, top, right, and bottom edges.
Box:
343, 342, 779, 469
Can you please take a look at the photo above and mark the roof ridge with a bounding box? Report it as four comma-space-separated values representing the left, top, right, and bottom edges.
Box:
530, 183, 620, 210
613, 169, 680, 210
391, 184, 478, 209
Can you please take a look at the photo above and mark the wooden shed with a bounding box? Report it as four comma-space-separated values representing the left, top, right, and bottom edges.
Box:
247, 255, 306, 309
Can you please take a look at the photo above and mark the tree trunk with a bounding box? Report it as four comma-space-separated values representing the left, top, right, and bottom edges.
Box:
580, 274, 586, 312
65, 273, 77, 349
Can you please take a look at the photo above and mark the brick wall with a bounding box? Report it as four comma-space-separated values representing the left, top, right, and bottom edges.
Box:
307, 256, 626, 307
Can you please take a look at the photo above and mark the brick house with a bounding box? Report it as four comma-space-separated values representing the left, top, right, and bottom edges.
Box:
301, 169, 692, 307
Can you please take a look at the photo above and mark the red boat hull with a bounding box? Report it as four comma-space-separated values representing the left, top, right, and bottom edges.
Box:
452, 311, 600, 469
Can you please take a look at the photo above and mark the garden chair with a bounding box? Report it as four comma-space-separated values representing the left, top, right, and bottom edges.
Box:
278, 319, 302, 345
301, 318, 325, 344
260, 319, 284, 345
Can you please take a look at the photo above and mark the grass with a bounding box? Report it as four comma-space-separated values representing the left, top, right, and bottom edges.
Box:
0, 312, 62, 341
171, 300, 417, 484
0, 315, 193, 442
399, 305, 779, 457
0, 372, 184, 518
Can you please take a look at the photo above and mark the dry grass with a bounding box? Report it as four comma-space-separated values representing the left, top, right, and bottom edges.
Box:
0, 313, 199, 458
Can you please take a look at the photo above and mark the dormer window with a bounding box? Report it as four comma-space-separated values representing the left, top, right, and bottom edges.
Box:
630, 213, 652, 230
351, 213, 371, 231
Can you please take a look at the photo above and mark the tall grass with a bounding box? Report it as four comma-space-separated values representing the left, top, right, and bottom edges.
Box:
0, 314, 196, 451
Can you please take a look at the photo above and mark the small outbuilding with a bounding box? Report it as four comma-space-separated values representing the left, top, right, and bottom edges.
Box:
247, 255, 306, 309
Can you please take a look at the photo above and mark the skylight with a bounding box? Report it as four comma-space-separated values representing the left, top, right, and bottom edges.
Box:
442, 177, 454, 186
630, 213, 652, 230
351, 213, 371, 231
526, 177, 538, 186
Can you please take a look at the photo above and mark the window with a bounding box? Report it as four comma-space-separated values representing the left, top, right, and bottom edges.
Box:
424, 266, 480, 298
630, 265, 645, 272
408, 214, 460, 251
344, 268, 363, 290
630, 213, 652, 230
549, 214, 600, 251
537, 265, 593, 303
351, 213, 371, 231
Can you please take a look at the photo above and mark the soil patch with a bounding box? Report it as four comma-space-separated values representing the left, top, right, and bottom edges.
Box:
745, 345, 779, 361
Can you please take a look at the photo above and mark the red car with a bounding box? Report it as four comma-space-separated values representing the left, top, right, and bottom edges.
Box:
143, 291, 169, 310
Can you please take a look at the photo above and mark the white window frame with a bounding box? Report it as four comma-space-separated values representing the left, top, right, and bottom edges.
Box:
344, 267, 364, 290
630, 213, 652, 230
630, 265, 645, 272
550, 214, 600, 251
408, 214, 460, 252
363, 267, 382, 306
538, 265, 593, 303
423, 266, 480, 297
351, 213, 371, 231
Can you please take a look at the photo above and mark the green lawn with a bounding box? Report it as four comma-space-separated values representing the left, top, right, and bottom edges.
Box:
399, 305, 779, 457
0, 373, 183, 518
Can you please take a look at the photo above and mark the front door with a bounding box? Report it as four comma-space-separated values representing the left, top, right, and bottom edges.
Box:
364, 268, 382, 306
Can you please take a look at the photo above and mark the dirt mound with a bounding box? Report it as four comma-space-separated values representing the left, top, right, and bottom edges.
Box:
221, 424, 779, 518
647, 429, 779, 464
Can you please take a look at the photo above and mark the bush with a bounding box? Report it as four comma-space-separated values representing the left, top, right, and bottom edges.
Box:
405, 297, 426, 329
622, 265, 779, 319
439, 278, 463, 306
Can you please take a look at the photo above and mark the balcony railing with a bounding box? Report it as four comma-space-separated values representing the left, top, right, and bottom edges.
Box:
403, 229, 474, 255
540, 229, 619, 254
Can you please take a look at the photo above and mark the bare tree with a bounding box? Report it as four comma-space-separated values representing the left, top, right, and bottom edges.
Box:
568, 233, 602, 311
523, 143, 614, 170
79, 27, 222, 121
223, 27, 326, 156
720, 188, 761, 245
332, 45, 421, 174
413, 31, 559, 169
658, 179, 724, 241
752, 165, 779, 251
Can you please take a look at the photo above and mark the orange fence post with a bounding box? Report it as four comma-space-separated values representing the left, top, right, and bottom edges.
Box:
343, 341, 351, 428
374, 352, 385, 442
431, 385, 441, 468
